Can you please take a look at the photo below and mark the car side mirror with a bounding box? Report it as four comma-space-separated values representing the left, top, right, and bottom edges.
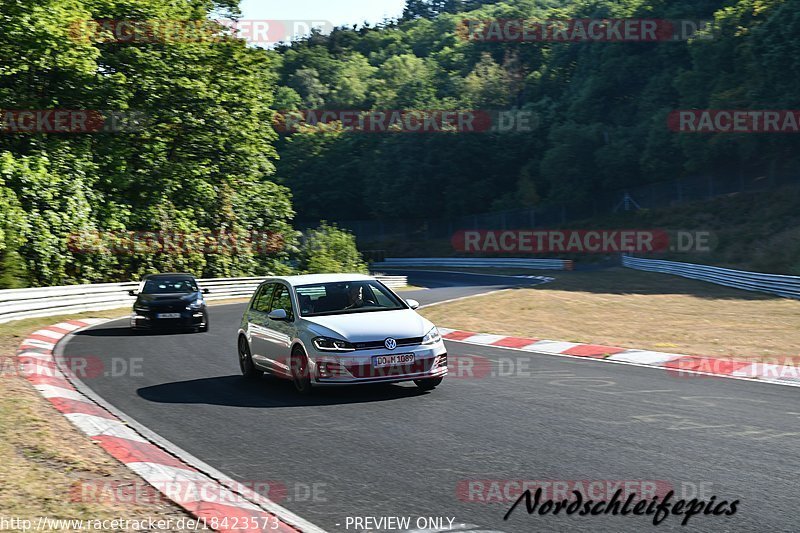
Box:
128, 290, 137, 297
268, 309, 288, 321
202, 288, 210, 294
406, 299, 420, 310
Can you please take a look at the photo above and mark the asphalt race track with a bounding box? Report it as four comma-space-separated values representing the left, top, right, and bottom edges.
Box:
61, 271, 799, 533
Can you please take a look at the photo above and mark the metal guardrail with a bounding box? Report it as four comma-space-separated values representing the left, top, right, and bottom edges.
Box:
622, 256, 800, 299
0, 274, 408, 324
374, 275, 407, 289
372, 257, 574, 271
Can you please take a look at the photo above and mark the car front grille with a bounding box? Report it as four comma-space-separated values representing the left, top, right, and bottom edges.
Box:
352, 337, 425, 350
151, 304, 185, 312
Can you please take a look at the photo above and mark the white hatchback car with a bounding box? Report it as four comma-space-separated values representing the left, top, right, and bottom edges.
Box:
237, 274, 448, 393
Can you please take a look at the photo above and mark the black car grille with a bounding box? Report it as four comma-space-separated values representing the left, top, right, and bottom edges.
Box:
148, 304, 185, 312
353, 337, 425, 350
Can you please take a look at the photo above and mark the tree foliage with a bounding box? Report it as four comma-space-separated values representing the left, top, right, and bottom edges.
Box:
3, 0, 798, 286
299, 223, 369, 274
0, 0, 295, 286
274, 0, 800, 224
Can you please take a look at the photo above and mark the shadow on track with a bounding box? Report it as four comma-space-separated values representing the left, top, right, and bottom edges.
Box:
137, 375, 430, 408
75, 326, 203, 337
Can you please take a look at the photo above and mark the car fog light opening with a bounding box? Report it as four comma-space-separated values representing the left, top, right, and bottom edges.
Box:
318, 362, 349, 378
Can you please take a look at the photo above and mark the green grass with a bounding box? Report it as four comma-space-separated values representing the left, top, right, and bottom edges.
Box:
566, 185, 800, 275
0, 311, 190, 524
420, 267, 800, 361
363, 185, 800, 275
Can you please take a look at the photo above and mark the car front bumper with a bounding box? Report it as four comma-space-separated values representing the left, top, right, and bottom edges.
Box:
309, 342, 448, 385
130, 309, 206, 329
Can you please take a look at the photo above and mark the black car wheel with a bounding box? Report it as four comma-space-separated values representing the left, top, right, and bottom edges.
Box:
199, 311, 209, 332
414, 377, 443, 391
291, 346, 312, 395
238, 336, 262, 379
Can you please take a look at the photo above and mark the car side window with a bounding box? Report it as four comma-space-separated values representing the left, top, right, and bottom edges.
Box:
269, 284, 294, 321
253, 284, 276, 313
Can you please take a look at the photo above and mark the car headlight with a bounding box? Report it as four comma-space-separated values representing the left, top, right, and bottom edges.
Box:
313, 337, 355, 352
186, 299, 204, 310
133, 305, 149, 312
422, 327, 441, 345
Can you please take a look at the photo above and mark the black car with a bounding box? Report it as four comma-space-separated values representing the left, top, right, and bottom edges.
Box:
129, 273, 210, 332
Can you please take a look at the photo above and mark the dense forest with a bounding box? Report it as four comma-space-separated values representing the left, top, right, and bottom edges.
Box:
274, 0, 800, 222
1, 0, 798, 286
0, 0, 293, 286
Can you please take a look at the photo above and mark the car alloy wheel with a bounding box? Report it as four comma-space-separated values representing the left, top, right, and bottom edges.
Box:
238, 337, 262, 379
291, 347, 312, 394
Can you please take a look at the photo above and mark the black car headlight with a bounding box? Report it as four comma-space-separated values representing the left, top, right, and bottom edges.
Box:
133, 305, 150, 313
313, 337, 356, 352
186, 298, 204, 310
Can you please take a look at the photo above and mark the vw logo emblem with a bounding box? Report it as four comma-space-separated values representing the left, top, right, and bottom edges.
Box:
384, 338, 397, 350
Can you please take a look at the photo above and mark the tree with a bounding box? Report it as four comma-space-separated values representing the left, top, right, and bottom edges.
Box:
0, 0, 294, 285
463, 52, 515, 107
403, 0, 502, 20
299, 223, 368, 274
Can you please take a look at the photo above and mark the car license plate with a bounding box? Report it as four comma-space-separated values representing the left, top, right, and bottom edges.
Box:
373, 354, 414, 368
157, 313, 181, 319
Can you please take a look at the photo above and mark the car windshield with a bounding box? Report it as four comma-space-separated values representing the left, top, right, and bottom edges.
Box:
295, 280, 406, 317
141, 278, 198, 294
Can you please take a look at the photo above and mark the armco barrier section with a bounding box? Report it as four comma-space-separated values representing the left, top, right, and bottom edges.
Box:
622, 256, 800, 299
374, 275, 407, 289
0, 274, 407, 324
372, 257, 574, 270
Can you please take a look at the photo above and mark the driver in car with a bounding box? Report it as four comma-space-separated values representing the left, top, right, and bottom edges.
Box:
345, 283, 376, 309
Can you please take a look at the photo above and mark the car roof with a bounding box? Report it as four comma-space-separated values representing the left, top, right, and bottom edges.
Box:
267, 273, 375, 287
142, 273, 196, 280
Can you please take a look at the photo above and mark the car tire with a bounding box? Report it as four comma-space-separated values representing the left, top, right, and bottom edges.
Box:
291, 346, 312, 395
238, 337, 262, 379
414, 377, 443, 391
199, 314, 209, 332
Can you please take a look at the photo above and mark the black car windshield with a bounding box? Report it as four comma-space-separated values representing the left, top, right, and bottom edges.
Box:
141, 278, 199, 294
295, 281, 406, 317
